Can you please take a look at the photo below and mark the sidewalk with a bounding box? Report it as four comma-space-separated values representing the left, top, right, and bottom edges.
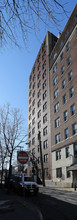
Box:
39, 184, 77, 192
0, 186, 42, 220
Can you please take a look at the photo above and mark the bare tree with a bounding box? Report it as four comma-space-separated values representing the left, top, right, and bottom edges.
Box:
0, 0, 68, 48
0, 141, 7, 185
0, 103, 26, 182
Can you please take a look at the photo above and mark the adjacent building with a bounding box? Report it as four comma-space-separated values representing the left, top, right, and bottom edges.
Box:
28, 32, 57, 179
27, 4, 77, 187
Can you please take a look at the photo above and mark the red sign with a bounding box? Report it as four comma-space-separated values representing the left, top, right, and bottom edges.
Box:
17, 151, 29, 164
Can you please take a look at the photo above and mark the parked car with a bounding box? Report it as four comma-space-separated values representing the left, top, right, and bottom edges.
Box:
11, 175, 39, 195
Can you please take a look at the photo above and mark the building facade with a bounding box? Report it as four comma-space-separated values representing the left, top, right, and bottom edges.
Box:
27, 5, 77, 186
50, 4, 77, 187
28, 32, 57, 179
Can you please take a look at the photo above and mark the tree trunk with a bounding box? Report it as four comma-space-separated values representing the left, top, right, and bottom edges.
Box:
1, 161, 3, 186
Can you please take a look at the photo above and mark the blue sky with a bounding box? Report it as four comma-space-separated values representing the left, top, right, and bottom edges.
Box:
0, 1, 77, 136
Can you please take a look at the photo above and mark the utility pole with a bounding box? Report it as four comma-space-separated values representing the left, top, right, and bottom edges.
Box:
38, 131, 45, 186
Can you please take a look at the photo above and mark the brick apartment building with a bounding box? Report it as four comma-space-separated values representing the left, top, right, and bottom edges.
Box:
27, 4, 77, 187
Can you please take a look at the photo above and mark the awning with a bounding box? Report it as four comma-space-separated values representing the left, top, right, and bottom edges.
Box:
68, 164, 77, 171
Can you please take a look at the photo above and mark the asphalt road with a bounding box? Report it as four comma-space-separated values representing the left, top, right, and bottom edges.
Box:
0, 187, 77, 220
26, 187, 77, 220
0, 187, 42, 220
39, 187, 77, 205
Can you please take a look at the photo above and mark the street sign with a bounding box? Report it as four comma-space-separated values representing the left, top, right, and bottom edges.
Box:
17, 151, 29, 164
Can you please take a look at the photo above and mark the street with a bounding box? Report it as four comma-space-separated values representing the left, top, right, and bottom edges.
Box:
39, 187, 77, 205
0, 186, 77, 220
26, 187, 77, 220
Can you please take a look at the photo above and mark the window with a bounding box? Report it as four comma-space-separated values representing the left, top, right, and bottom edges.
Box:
33, 74, 35, 81
33, 83, 35, 89
56, 168, 62, 178
29, 114, 31, 120
60, 52, 64, 61
60, 41, 63, 48
43, 140, 48, 149
29, 131, 31, 138
66, 147, 70, 158
54, 88, 59, 99
55, 133, 61, 144
55, 117, 60, 128
53, 52, 57, 61
32, 90, 35, 98
65, 128, 69, 139
29, 141, 31, 148
53, 75, 58, 86
42, 60, 46, 70
44, 168, 48, 177
29, 106, 31, 112
37, 110, 41, 118
74, 143, 77, 158
32, 148, 35, 155
33, 66, 35, 74
43, 90, 47, 100
42, 41, 46, 52
66, 42, 70, 52
32, 137, 35, 145
67, 57, 71, 66
72, 123, 77, 135
43, 126, 48, 136
32, 127, 35, 135
29, 123, 31, 129
38, 80, 41, 88
61, 66, 65, 75
37, 89, 41, 98
71, 104, 75, 116
65, 30, 69, 39
32, 117, 35, 125
37, 53, 40, 62
32, 108, 35, 115
38, 99, 41, 107
66, 167, 71, 178
53, 63, 57, 74
69, 87, 74, 98
29, 90, 31, 97
38, 121, 41, 129
43, 80, 47, 89
64, 111, 68, 121
63, 94, 67, 104
42, 50, 46, 60
54, 102, 59, 113
75, 12, 77, 20
29, 98, 31, 104
43, 102, 47, 111
32, 99, 35, 107
37, 62, 41, 71
44, 154, 48, 163
56, 150, 61, 160
38, 169, 42, 178
38, 157, 41, 164
43, 114, 47, 123
29, 82, 31, 89
62, 79, 66, 89
37, 71, 41, 79
68, 71, 72, 81
42, 70, 46, 79
38, 145, 40, 152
